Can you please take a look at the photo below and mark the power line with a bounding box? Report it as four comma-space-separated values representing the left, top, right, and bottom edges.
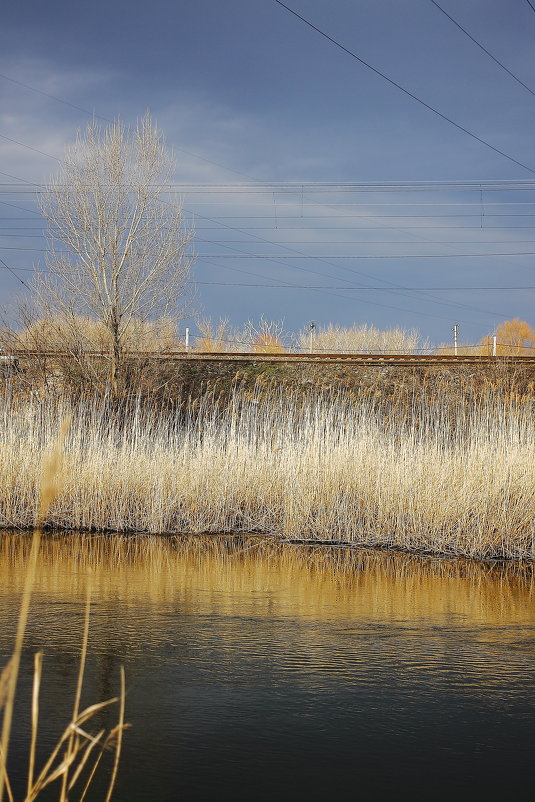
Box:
0, 256, 28, 287
0, 79, 521, 326
190, 281, 535, 290
273, 0, 535, 175
0, 108, 520, 324
0, 73, 110, 120
0, 171, 34, 184
193, 225, 535, 230
158, 213, 535, 218
4, 180, 535, 191
197, 257, 478, 323
0, 132, 59, 161
2, 255, 482, 324
525, 0, 535, 13
2, 263, 529, 292
429, 0, 535, 98
9, 192, 535, 209
8, 232, 535, 246
182, 204, 493, 320
0, 75, 258, 182
5, 245, 535, 258
11, 217, 535, 231
193, 252, 535, 259
0, 200, 42, 216
0, 177, 516, 318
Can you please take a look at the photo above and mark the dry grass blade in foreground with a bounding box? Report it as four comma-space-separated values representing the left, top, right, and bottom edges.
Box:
0, 417, 127, 802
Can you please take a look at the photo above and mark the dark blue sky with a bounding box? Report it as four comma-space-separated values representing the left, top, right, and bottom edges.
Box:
2, 0, 535, 345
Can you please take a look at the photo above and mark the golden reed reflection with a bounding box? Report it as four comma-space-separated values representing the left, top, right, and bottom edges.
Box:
0, 532, 533, 629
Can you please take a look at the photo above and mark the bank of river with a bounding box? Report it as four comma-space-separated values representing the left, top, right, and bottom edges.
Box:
2, 389, 535, 559
0, 533, 534, 800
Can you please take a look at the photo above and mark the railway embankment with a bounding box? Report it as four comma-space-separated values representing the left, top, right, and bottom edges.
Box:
4, 350, 535, 405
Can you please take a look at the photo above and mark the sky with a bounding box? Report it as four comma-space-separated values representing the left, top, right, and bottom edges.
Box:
1, 0, 535, 347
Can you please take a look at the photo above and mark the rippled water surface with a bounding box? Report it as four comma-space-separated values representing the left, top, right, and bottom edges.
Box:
0, 534, 534, 801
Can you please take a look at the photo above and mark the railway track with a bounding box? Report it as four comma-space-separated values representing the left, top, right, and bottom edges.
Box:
7, 351, 535, 367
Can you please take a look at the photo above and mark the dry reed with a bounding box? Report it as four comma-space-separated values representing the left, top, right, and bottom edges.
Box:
0, 386, 534, 560
297, 323, 424, 354
0, 417, 127, 802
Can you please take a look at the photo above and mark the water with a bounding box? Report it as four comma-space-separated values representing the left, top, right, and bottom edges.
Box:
0, 534, 534, 801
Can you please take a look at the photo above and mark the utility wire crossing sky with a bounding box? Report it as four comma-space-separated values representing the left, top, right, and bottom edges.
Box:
1, 0, 535, 344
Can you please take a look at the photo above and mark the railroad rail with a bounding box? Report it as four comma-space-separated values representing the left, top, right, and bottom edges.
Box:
7, 351, 535, 367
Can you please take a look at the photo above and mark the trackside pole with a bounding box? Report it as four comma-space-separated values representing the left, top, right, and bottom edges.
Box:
185, 327, 190, 352
493, 335, 497, 357
309, 321, 316, 354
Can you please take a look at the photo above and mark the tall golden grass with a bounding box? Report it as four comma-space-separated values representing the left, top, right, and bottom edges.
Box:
194, 316, 286, 353
10, 315, 179, 354
194, 320, 423, 354
0, 418, 126, 802
297, 323, 424, 354
0, 386, 534, 559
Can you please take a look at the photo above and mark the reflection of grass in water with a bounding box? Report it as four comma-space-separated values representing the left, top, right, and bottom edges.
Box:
1, 387, 535, 559
0, 419, 126, 802
0, 533, 533, 630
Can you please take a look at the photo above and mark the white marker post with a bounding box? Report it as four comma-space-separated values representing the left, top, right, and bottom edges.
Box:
492, 335, 497, 357
185, 327, 190, 352
453, 324, 458, 356
309, 321, 316, 355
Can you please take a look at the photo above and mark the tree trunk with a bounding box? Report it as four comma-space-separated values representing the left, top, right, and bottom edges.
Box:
109, 318, 121, 396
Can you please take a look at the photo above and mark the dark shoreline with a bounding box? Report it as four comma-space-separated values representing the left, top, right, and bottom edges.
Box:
2, 526, 534, 568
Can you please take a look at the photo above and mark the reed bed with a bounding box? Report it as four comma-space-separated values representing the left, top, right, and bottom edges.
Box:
0, 386, 534, 560
296, 322, 423, 354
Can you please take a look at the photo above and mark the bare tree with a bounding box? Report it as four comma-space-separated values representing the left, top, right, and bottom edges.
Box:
38, 113, 193, 391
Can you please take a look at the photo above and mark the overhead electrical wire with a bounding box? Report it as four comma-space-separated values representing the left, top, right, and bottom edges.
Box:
0, 179, 515, 321
191, 281, 535, 290
0, 132, 60, 161
0, 233, 520, 316
3, 181, 535, 192
194, 251, 535, 258
273, 0, 535, 175
0, 134, 444, 321
195, 257, 476, 324
0, 255, 27, 287
429, 0, 535, 98
0, 216, 516, 316
0, 262, 531, 291
0, 79, 524, 324
4, 246, 535, 258
156, 191, 517, 320
0, 74, 259, 182
6, 233, 535, 246
0, 193, 512, 322
181, 203, 495, 320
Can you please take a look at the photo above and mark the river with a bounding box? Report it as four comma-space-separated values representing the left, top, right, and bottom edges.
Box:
0, 533, 533, 801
